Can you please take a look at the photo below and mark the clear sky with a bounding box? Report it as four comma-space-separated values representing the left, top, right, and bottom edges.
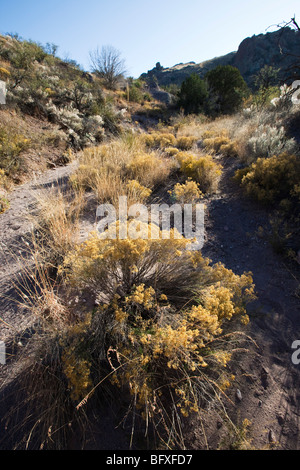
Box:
1, 0, 299, 78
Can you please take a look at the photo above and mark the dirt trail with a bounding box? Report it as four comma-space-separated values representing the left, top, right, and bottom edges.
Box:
197, 155, 300, 450
0, 161, 77, 344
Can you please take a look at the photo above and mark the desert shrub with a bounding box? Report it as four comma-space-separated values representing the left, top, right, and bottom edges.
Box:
60, 222, 255, 445
170, 179, 203, 203
11, 215, 255, 449
234, 152, 300, 206
175, 135, 197, 150
143, 132, 176, 149
0, 167, 9, 189
0, 126, 30, 174
61, 223, 203, 302
244, 124, 298, 161
0, 66, 10, 80
126, 179, 152, 203
202, 130, 238, 157
125, 152, 171, 188
128, 84, 143, 103
176, 151, 222, 193
164, 146, 179, 157
0, 195, 9, 213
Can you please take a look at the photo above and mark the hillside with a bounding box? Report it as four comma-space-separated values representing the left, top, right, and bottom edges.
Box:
141, 26, 300, 88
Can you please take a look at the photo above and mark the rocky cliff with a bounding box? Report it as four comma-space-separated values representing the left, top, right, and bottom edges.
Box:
141, 26, 300, 89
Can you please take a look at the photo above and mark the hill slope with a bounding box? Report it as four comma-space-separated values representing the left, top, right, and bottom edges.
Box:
141, 26, 300, 88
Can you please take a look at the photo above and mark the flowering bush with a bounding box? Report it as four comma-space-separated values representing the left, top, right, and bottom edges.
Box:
0, 126, 30, 174
175, 135, 197, 150
202, 129, 238, 157
170, 179, 203, 203
176, 151, 222, 193
125, 151, 171, 188
234, 152, 300, 206
61, 223, 255, 441
143, 132, 176, 149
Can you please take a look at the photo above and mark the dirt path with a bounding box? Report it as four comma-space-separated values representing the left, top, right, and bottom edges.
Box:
196, 155, 300, 450
0, 161, 77, 344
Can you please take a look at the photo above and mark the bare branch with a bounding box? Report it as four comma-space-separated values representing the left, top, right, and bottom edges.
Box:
89, 45, 126, 89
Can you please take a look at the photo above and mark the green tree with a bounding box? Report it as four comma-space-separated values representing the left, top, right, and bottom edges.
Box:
178, 73, 208, 114
205, 65, 248, 114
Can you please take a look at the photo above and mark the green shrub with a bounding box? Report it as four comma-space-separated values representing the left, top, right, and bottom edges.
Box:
178, 73, 208, 114
205, 65, 248, 115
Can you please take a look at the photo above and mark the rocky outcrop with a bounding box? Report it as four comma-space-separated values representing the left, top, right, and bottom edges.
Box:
232, 27, 300, 85
140, 27, 300, 89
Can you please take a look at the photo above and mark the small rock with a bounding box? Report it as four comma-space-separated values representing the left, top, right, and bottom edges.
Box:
268, 429, 276, 444
236, 388, 242, 401
258, 400, 262, 407
217, 421, 223, 429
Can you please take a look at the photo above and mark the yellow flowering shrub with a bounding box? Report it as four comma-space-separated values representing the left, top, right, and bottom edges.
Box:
126, 151, 171, 188
60, 315, 93, 401
176, 151, 222, 193
234, 153, 300, 206
202, 130, 238, 157
143, 132, 176, 149
126, 179, 152, 203
164, 146, 179, 157
170, 178, 203, 203
175, 136, 197, 150
58, 219, 255, 444
0, 66, 10, 80
102, 266, 254, 420
62, 221, 204, 302
0, 126, 31, 174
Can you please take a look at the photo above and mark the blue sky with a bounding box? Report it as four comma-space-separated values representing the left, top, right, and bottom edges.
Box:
1, 0, 299, 78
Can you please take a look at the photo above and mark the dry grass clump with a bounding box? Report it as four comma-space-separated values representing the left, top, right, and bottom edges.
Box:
70, 134, 172, 205
202, 129, 238, 157
31, 187, 85, 268
0, 124, 30, 175
175, 135, 197, 150
143, 132, 177, 149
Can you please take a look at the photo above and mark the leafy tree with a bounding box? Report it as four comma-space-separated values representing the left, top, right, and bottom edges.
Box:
178, 73, 208, 114
205, 65, 248, 114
